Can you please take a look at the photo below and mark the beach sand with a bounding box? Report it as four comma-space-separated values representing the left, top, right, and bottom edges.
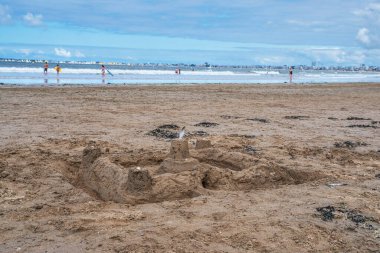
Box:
0, 83, 379, 252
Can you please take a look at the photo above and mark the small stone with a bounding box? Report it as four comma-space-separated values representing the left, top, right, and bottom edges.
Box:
32, 204, 44, 210
0, 171, 10, 178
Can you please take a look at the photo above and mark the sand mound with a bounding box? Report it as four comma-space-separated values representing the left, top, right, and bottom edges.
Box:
76, 139, 323, 204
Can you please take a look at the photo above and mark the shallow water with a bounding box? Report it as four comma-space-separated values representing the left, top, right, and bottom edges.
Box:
1, 63, 379, 85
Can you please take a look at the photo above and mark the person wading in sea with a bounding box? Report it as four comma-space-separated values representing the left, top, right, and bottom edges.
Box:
54, 64, 61, 75
43, 62, 48, 74
289, 66, 293, 83
101, 65, 106, 77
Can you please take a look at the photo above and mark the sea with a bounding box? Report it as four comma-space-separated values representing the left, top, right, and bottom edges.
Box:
1, 61, 380, 86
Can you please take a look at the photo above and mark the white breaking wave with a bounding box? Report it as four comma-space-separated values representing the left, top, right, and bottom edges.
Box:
0, 67, 254, 76
250, 70, 280, 75
302, 73, 379, 79
1, 66, 380, 85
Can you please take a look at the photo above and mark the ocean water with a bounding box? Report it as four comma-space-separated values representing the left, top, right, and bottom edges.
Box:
0, 62, 379, 85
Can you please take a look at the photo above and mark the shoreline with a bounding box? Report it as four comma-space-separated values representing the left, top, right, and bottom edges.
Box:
1, 81, 380, 88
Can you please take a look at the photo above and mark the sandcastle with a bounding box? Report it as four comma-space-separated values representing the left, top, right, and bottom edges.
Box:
79, 139, 321, 204
80, 140, 206, 204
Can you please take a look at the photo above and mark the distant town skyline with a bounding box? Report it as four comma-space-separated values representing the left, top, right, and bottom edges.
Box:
3, 57, 379, 72
1, 0, 380, 65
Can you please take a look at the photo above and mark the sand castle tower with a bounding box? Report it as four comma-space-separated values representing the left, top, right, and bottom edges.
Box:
158, 139, 199, 174
169, 139, 190, 159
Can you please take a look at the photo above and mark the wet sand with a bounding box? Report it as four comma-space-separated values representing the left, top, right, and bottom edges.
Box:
0, 83, 379, 252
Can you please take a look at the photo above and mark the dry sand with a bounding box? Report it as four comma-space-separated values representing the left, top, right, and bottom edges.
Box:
0, 83, 379, 252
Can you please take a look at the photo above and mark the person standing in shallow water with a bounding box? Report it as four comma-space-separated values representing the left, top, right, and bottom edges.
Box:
54, 64, 61, 75
289, 66, 293, 83
101, 65, 106, 76
101, 65, 106, 84
43, 62, 48, 74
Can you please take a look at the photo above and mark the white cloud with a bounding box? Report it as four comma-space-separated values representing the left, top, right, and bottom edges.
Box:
353, 3, 380, 49
369, 3, 380, 12
306, 48, 366, 65
54, 48, 71, 57
74, 51, 85, 58
0, 4, 11, 24
14, 48, 32, 55
54, 48, 85, 58
365, 3, 380, 18
353, 4, 380, 26
255, 56, 290, 65
23, 12, 43, 26
356, 28, 371, 45
356, 27, 380, 48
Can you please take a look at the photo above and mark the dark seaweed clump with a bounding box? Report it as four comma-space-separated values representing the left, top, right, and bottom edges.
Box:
148, 125, 208, 139
246, 118, 269, 123
346, 211, 367, 224
220, 115, 241, 119
188, 131, 209, 137
147, 128, 178, 139
195, 122, 219, 127
346, 117, 372, 120
347, 124, 378, 129
316, 206, 335, 221
229, 134, 256, 139
243, 145, 257, 154
157, 124, 179, 130
316, 205, 374, 225
334, 141, 368, 149
284, 115, 310, 120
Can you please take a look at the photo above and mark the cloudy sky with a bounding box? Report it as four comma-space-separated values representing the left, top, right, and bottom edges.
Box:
0, 0, 380, 65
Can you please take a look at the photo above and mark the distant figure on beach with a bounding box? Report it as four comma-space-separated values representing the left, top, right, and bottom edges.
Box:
289, 67, 293, 83
101, 65, 106, 76
175, 69, 179, 74
54, 64, 61, 75
43, 62, 48, 74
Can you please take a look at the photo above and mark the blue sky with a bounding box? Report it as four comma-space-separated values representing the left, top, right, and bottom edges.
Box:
1, 0, 380, 65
